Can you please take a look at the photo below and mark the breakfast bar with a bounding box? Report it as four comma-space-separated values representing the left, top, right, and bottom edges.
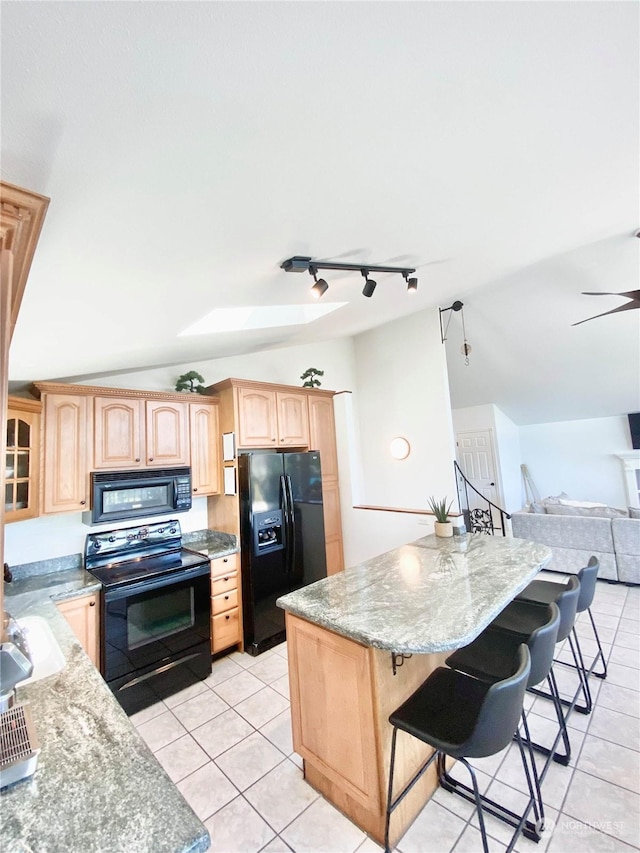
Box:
277, 533, 552, 847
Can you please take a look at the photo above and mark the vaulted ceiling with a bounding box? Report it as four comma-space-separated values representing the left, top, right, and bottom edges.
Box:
2, 1, 638, 424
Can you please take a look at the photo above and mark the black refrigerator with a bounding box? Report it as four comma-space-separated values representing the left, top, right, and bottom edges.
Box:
238, 450, 327, 655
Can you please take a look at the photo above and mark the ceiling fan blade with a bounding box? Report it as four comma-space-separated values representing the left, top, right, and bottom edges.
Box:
581, 290, 640, 300
572, 300, 640, 326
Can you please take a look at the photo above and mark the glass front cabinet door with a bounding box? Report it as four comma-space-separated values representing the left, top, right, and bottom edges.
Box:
5, 397, 41, 522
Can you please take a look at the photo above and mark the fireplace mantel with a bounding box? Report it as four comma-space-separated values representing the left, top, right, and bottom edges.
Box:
616, 452, 640, 508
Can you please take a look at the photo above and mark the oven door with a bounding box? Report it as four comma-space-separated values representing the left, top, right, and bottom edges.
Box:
102, 564, 211, 715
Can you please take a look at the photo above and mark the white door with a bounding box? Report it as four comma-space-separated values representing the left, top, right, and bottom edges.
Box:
456, 430, 501, 526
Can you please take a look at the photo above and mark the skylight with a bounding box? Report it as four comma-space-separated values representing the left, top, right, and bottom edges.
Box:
179, 303, 347, 336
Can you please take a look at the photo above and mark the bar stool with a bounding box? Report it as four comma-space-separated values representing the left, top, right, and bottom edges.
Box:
516, 557, 606, 715
384, 645, 531, 853
490, 576, 580, 765
444, 602, 561, 838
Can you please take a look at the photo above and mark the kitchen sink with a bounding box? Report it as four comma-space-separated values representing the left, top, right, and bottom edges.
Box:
16, 616, 66, 685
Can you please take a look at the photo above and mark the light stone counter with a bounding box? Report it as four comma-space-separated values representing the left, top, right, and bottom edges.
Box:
277, 533, 552, 653
1, 567, 213, 853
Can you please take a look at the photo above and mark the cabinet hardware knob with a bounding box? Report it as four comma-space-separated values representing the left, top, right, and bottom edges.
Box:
80, 500, 86, 505
223, 557, 228, 562
193, 488, 198, 492
225, 595, 229, 600
149, 457, 154, 462
135, 458, 140, 463
223, 576, 229, 581
225, 615, 230, 620
89, 601, 96, 607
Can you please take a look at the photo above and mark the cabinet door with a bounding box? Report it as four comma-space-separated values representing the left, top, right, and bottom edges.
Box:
145, 400, 189, 466
43, 394, 89, 513
4, 407, 40, 522
56, 593, 100, 668
308, 395, 338, 480
276, 392, 310, 447
94, 397, 144, 469
190, 402, 220, 496
322, 480, 344, 574
237, 387, 277, 447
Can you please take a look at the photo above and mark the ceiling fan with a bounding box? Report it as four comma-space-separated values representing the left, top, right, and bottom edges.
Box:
572, 290, 640, 326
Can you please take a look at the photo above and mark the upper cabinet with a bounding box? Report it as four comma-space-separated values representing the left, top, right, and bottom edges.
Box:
4, 396, 42, 522
211, 380, 311, 449
42, 392, 90, 514
33, 383, 220, 514
93, 396, 190, 469
308, 394, 338, 481
189, 402, 220, 496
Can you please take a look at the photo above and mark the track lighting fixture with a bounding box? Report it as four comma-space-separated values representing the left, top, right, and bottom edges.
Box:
404, 272, 418, 294
309, 266, 329, 299
361, 270, 377, 298
281, 255, 417, 299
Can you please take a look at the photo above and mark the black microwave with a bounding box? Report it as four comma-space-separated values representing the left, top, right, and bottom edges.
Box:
84, 467, 192, 525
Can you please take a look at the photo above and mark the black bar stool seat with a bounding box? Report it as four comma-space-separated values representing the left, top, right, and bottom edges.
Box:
384, 645, 531, 853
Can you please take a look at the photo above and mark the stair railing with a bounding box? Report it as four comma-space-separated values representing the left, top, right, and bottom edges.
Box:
454, 461, 511, 536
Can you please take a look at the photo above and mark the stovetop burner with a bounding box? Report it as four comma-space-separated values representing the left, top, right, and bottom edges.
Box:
84, 519, 208, 589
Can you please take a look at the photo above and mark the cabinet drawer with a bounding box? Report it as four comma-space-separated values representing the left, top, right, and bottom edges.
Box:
212, 588, 238, 615
212, 608, 240, 652
211, 553, 238, 578
211, 572, 238, 596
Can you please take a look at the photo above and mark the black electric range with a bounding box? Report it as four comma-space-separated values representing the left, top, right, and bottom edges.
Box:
84, 519, 212, 716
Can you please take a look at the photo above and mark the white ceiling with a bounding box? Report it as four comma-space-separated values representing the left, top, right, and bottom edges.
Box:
2, 1, 638, 424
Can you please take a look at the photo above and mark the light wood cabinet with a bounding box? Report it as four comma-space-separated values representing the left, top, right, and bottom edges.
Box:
308, 393, 343, 573
94, 396, 144, 469
276, 391, 310, 447
4, 396, 41, 522
56, 593, 100, 668
145, 400, 189, 466
210, 553, 240, 654
237, 386, 278, 447
190, 402, 220, 496
34, 383, 220, 515
42, 393, 90, 514
234, 382, 311, 448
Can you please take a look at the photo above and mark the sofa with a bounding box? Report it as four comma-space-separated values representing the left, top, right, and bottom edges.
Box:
511, 500, 640, 584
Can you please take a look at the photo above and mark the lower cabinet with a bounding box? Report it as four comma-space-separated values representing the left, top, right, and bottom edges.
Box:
56, 592, 100, 668
210, 553, 241, 654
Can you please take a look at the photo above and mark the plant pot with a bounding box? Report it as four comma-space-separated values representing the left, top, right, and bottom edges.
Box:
434, 521, 453, 538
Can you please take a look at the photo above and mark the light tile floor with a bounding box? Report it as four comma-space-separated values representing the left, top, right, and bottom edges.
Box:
132, 577, 640, 853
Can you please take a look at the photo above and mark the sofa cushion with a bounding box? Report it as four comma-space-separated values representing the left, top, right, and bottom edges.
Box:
629, 507, 640, 519
545, 504, 628, 519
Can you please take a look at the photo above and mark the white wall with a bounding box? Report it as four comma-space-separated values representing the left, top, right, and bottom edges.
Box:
90, 338, 357, 396
518, 415, 631, 507
452, 404, 522, 513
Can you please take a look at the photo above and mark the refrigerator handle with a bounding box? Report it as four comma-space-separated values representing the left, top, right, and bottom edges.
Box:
280, 474, 292, 570
285, 474, 296, 576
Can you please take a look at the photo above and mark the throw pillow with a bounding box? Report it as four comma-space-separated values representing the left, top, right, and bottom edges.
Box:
558, 499, 607, 508
628, 507, 640, 519
546, 504, 628, 518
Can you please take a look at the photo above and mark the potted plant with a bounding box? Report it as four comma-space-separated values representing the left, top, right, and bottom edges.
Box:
300, 368, 324, 388
175, 371, 207, 394
428, 496, 454, 538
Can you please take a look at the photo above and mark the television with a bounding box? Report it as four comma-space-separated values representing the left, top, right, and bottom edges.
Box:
628, 413, 640, 450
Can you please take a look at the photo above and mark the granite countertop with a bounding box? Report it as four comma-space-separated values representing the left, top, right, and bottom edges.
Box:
277, 533, 552, 654
0, 553, 230, 852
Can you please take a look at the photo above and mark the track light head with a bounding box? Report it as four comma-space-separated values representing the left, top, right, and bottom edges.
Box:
405, 275, 418, 294
309, 266, 329, 299
361, 269, 377, 298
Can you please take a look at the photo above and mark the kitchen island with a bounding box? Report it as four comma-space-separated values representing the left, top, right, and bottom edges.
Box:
277, 533, 552, 847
